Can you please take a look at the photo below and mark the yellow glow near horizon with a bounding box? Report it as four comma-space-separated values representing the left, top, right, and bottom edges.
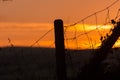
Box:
65, 24, 112, 31
0, 22, 120, 49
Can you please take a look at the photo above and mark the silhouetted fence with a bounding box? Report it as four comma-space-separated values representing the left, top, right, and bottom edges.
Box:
54, 19, 67, 80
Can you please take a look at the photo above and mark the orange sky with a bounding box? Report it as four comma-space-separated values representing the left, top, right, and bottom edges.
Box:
0, 0, 120, 23
0, 0, 120, 49
0, 22, 118, 49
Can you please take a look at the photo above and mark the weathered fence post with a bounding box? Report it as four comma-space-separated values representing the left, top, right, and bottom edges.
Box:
54, 19, 67, 80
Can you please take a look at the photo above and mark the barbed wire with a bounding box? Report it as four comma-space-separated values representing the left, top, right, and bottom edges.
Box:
0, 0, 120, 79
115, 9, 120, 20
64, 0, 119, 28
0, 0, 119, 49
23, 0, 119, 50
63, 0, 120, 75
30, 28, 54, 47
0, 0, 118, 51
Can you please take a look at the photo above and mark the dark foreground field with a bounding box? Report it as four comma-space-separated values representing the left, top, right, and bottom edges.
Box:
0, 47, 120, 80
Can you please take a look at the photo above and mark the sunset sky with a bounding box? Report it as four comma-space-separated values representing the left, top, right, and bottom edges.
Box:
0, 0, 120, 23
0, 0, 120, 49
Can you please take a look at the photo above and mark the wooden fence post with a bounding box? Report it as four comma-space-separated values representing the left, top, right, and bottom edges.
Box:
54, 19, 67, 80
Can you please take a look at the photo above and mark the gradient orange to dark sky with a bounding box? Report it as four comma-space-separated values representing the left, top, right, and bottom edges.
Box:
0, 0, 120, 49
